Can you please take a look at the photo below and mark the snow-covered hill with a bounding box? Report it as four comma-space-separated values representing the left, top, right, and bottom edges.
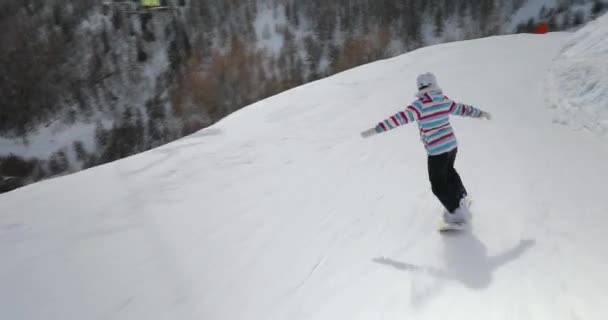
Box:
2, 16, 608, 320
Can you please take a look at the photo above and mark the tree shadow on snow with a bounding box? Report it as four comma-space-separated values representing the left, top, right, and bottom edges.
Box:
373, 232, 535, 307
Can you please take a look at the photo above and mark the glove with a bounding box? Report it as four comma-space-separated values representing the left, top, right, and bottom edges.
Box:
360, 127, 378, 138
480, 111, 492, 120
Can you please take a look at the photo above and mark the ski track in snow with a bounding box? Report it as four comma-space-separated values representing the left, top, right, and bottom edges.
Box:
2, 26, 608, 320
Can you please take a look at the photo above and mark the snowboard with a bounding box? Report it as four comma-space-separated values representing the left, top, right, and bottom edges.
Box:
438, 196, 472, 233
438, 221, 467, 232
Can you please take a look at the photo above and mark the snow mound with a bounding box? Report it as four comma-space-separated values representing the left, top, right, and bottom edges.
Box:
547, 13, 608, 138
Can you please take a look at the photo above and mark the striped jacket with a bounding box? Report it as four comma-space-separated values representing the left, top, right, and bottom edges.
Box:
374, 92, 483, 156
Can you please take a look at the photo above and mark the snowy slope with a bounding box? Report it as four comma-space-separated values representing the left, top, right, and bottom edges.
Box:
2, 29, 608, 320
547, 13, 608, 138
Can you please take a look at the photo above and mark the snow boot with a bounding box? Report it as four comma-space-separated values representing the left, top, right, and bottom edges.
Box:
443, 200, 470, 224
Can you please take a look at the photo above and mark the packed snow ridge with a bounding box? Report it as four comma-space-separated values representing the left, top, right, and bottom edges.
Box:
547, 12, 608, 138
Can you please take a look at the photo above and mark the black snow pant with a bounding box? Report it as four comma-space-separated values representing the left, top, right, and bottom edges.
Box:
427, 148, 467, 213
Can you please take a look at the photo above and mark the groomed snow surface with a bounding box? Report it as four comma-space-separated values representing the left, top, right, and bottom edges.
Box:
2, 16, 608, 320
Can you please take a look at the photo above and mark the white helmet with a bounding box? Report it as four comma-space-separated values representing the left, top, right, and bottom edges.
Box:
416, 72, 440, 91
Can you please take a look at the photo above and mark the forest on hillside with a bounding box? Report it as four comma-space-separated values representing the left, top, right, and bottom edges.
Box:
0, 0, 605, 191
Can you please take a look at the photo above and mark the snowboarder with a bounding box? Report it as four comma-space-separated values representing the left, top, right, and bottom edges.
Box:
360, 72, 491, 226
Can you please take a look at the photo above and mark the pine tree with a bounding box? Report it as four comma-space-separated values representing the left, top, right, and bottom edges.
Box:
95, 122, 108, 149
592, 0, 605, 18
479, 0, 497, 36
562, 9, 572, 29
539, 5, 547, 19
73, 141, 88, 163
573, 10, 585, 26
526, 18, 536, 33
548, 15, 558, 31
405, 1, 422, 48
48, 150, 70, 175
111, 8, 122, 30
434, 8, 445, 37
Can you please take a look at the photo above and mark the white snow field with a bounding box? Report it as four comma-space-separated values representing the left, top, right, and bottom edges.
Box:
2, 22, 608, 320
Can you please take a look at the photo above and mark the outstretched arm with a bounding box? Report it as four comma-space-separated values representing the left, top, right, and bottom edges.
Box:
488, 239, 535, 270
372, 257, 448, 278
449, 99, 491, 119
361, 106, 419, 138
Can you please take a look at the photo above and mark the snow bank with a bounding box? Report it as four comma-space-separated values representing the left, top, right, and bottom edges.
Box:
0, 121, 98, 159
546, 13, 608, 138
